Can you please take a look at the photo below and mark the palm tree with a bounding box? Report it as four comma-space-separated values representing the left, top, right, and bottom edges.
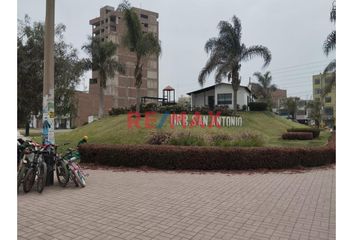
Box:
198, 16, 271, 111
252, 71, 277, 109
322, 1, 336, 95
82, 36, 125, 118
118, 0, 161, 113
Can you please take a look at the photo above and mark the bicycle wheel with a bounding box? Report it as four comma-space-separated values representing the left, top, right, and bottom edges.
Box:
17, 165, 26, 191
36, 161, 47, 193
56, 161, 69, 187
23, 168, 35, 193
74, 170, 86, 188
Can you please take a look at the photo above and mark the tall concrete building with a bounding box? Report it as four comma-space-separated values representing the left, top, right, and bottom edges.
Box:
89, 5, 159, 108
312, 72, 336, 127
71, 5, 159, 127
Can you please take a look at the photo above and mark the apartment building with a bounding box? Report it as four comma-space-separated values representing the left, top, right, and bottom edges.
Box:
88, 5, 159, 108
71, 5, 159, 127
312, 73, 336, 127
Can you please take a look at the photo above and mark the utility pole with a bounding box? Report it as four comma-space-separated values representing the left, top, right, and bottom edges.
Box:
42, 0, 55, 144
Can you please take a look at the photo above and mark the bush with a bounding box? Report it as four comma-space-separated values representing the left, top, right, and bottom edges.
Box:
109, 107, 129, 116
282, 132, 313, 140
168, 132, 206, 146
287, 128, 320, 138
249, 102, 268, 111
211, 132, 265, 147
79, 144, 335, 170
141, 103, 158, 112
146, 131, 172, 145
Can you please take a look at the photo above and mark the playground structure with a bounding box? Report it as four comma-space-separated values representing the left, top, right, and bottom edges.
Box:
141, 85, 176, 105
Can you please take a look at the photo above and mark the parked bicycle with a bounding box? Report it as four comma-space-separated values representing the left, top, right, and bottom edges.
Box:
22, 144, 48, 193
56, 137, 89, 188
17, 140, 37, 192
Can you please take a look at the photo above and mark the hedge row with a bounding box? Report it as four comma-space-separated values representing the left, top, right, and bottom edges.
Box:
79, 144, 335, 170
282, 132, 314, 140
248, 102, 268, 111
287, 128, 320, 138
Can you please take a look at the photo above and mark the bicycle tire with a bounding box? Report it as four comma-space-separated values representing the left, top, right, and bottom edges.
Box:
74, 170, 86, 188
69, 166, 79, 187
56, 161, 69, 187
17, 166, 26, 192
23, 168, 35, 193
36, 161, 47, 193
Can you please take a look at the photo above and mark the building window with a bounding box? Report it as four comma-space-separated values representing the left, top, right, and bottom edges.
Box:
324, 107, 333, 116
140, 14, 148, 19
217, 93, 232, 105
325, 96, 331, 103
89, 78, 97, 84
314, 88, 322, 94
325, 78, 332, 84
143, 23, 148, 28
314, 79, 320, 84
110, 26, 116, 31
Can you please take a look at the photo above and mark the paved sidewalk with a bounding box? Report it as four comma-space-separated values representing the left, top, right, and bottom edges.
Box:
18, 167, 335, 240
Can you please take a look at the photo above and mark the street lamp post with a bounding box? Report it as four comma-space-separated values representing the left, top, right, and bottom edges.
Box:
42, 0, 55, 145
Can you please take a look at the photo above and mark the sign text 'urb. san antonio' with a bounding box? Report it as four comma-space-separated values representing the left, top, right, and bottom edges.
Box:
127, 112, 243, 129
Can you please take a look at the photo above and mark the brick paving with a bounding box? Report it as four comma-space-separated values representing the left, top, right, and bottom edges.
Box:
18, 167, 335, 240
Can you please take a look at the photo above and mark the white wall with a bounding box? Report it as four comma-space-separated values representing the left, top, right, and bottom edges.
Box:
191, 88, 215, 107
191, 84, 251, 109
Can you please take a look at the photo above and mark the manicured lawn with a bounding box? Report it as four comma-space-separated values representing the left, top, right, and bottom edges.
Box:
28, 112, 330, 152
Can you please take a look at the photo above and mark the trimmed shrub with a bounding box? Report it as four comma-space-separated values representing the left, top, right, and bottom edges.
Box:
249, 102, 268, 111
79, 144, 335, 170
282, 132, 313, 140
287, 128, 321, 138
211, 132, 265, 147
146, 131, 172, 145
109, 107, 129, 116
141, 103, 158, 112
168, 132, 206, 146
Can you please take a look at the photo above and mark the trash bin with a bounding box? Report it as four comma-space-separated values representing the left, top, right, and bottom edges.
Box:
43, 152, 55, 186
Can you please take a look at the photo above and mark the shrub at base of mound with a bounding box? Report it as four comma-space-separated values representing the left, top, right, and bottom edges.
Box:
79, 144, 335, 170
282, 132, 314, 140
287, 128, 320, 138
249, 102, 268, 111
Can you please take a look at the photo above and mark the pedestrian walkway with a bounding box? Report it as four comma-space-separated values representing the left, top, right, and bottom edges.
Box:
18, 167, 335, 240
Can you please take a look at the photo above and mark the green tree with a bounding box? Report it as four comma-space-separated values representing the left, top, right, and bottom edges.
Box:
198, 16, 271, 111
322, 1, 336, 95
283, 97, 298, 120
118, 0, 161, 113
307, 100, 322, 128
18, 16, 85, 133
82, 36, 125, 118
252, 71, 276, 109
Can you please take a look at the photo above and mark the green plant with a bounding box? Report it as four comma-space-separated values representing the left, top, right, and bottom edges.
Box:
249, 102, 268, 111
82, 36, 125, 118
79, 144, 335, 170
211, 132, 264, 147
287, 128, 320, 138
169, 132, 206, 146
282, 132, 313, 140
118, 1, 161, 113
198, 15, 271, 111
146, 131, 172, 145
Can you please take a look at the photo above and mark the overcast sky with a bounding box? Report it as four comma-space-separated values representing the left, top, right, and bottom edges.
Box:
18, 0, 335, 100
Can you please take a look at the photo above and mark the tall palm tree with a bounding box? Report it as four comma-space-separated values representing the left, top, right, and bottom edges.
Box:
322, 1, 336, 96
82, 36, 125, 118
118, 0, 161, 113
198, 16, 271, 111
253, 71, 277, 109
